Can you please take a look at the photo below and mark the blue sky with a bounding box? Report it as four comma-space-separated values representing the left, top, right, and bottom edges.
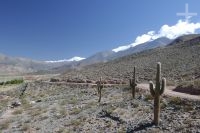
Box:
0, 0, 199, 61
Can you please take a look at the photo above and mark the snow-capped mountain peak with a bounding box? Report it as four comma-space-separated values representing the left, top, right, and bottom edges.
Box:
45, 56, 85, 63
112, 20, 200, 53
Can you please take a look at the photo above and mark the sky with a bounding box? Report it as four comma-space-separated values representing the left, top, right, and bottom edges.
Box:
0, 0, 200, 61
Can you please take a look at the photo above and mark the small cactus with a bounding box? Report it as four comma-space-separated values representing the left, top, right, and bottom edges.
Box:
130, 66, 137, 99
149, 62, 166, 126
97, 77, 103, 102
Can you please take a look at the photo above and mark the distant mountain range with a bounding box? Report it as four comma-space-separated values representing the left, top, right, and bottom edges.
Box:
62, 34, 200, 82
0, 54, 76, 75
64, 37, 172, 67
50, 37, 173, 72
0, 34, 200, 75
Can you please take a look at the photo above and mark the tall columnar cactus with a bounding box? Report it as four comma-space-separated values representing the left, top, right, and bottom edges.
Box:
149, 62, 166, 126
130, 66, 137, 99
97, 77, 103, 102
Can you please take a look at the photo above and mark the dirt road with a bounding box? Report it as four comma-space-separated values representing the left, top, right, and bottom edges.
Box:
45, 81, 200, 100
138, 83, 200, 100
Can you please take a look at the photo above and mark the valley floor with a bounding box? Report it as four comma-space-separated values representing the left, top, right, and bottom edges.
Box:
0, 81, 200, 133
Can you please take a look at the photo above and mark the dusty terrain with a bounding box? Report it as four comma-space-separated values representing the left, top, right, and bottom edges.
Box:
0, 36, 200, 133
62, 39, 200, 83
0, 81, 200, 133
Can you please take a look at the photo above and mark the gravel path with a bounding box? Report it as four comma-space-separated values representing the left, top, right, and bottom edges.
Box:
138, 84, 200, 100
46, 81, 200, 100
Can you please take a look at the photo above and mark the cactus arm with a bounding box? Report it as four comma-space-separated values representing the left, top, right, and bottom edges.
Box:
98, 87, 101, 102
129, 79, 132, 87
97, 86, 100, 94
156, 62, 161, 92
160, 78, 166, 95
133, 66, 136, 79
149, 81, 155, 97
134, 66, 137, 87
130, 79, 137, 87
100, 84, 103, 89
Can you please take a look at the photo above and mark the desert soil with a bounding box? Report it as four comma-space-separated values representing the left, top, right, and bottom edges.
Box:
0, 81, 200, 133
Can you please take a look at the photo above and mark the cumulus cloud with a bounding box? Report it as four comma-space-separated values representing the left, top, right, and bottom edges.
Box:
158, 20, 200, 39
45, 56, 85, 63
131, 31, 156, 47
112, 20, 200, 52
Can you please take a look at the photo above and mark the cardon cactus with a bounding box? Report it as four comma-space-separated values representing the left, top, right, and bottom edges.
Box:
149, 62, 166, 126
130, 66, 137, 99
97, 77, 103, 102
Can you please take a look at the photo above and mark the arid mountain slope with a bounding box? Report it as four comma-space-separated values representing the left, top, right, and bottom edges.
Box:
62, 35, 200, 83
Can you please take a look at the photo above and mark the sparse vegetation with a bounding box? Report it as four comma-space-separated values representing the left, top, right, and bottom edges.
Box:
0, 53, 200, 133
59, 107, 68, 117
174, 79, 200, 95
69, 107, 82, 115
0, 79, 24, 86
59, 99, 68, 106
144, 94, 154, 101
169, 97, 182, 105
50, 78, 59, 82
0, 120, 10, 130
12, 109, 23, 115
68, 97, 78, 104
70, 119, 82, 126
21, 123, 30, 131
0, 98, 10, 110
166, 80, 176, 86
63, 36, 200, 84
29, 106, 44, 117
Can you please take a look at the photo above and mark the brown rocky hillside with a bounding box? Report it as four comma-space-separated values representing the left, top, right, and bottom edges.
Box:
62, 35, 200, 84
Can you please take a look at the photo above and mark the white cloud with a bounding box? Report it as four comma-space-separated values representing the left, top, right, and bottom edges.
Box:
131, 31, 157, 47
158, 20, 200, 39
112, 20, 200, 52
66, 56, 86, 62
45, 56, 85, 63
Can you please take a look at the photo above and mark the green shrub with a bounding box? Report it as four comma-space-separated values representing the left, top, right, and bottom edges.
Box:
0, 79, 24, 86
5, 79, 24, 85
169, 97, 182, 105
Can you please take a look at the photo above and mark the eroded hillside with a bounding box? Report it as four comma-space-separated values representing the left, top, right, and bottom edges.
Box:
62, 36, 200, 83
